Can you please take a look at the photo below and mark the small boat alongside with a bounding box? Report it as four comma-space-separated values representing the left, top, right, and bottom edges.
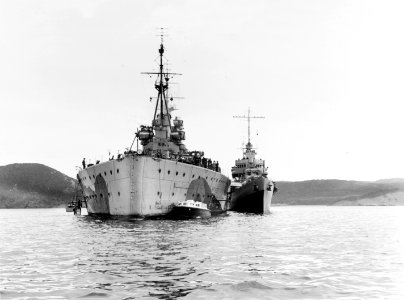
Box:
65, 202, 75, 212
169, 200, 211, 219
168, 194, 229, 219
66, 184, 85, 214
65, 201, 82, 215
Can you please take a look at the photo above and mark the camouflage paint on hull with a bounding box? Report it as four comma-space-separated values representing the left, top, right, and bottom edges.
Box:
78, 155, 230, 217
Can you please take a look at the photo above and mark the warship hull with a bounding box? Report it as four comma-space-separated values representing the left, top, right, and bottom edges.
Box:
78, 155, 230, 217
229, 176, 273, 214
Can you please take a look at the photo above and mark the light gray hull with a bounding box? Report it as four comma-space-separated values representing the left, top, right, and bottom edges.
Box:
78, 155, 230, 217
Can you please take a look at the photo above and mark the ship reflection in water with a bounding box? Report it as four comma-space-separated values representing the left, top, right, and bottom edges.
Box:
78, 214, 217, 298
1, 207, 403, 299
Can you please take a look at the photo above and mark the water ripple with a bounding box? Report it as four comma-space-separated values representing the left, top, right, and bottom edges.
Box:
1, 207, 404, 299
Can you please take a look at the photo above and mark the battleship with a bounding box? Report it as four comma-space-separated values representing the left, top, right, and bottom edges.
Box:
76, 40, 230, 217
229, 109, 275, 214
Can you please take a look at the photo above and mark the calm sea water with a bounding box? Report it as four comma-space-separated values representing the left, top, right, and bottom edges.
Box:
1, 206, 403, 299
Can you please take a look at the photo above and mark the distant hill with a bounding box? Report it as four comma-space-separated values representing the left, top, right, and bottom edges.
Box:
0, 163, 75, 208
1, 163, 403, 208
273, 179, 404, 205
375, 178, 404, 185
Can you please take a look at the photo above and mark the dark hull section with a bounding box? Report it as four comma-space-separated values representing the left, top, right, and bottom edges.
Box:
168, 206, 211, 219
230, 190, 267, 214
229, 176, 273, 214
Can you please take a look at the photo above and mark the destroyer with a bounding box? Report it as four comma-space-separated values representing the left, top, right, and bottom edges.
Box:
229, 108, 275, 214
77, 40, 230, 217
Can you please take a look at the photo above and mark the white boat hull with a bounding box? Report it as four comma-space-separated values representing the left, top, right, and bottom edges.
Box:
77, 155, 230, 217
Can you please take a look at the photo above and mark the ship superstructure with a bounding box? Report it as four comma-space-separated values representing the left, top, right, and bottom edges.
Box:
77, 40, 230, 217
231, 142, 267, 182
229, 108, 274, 214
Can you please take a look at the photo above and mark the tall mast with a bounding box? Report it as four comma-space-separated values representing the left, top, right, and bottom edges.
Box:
247, 108, 250, 145
141, 31, 181, 132
233, 107, 265, 151
158, 39, 165, 126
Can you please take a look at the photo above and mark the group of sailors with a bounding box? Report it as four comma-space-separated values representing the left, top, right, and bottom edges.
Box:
81, 152, 221, 172
177, 155, 220, 171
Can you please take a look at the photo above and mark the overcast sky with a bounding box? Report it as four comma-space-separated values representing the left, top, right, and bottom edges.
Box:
0, 0, 403, 181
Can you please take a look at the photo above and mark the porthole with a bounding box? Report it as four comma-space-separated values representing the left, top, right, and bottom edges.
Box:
206, 176, 208, 179
100, 193, 103, 198
93, 175, 95, 179
183, 173, 185, 177
117, 169, 119, 173
104, 172, 106, 176
192, 174, 195, 178
198, 176, 200, 179
159, 169, 161, 173
118, 192, 120, 196
176, 171, 178, 175
168, 170, 170, 175
108, 193, 110, 197
157, 191, 160, 195
110, 170, 112, 175
172, 192, 174, 196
